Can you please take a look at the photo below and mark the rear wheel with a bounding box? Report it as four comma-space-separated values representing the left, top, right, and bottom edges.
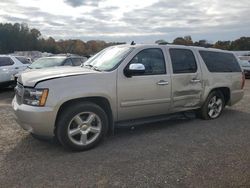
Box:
198, 91, 225, 120
0, 83, 10, 89
56, 102, 108, 151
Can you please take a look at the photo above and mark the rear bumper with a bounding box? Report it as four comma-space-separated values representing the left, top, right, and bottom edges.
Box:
229, 90, 244, 106
12, 96, 56, 137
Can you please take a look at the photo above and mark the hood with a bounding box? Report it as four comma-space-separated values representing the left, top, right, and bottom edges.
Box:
18, 66, 98, 87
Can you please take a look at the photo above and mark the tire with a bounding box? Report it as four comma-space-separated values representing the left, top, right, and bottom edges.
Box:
0, 81, 15, 89
0, 83, 10, 89
56, 102, 108, 151
198, 90, 225, 120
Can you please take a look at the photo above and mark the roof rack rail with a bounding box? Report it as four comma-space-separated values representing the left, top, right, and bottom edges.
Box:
158, 42, 168, 45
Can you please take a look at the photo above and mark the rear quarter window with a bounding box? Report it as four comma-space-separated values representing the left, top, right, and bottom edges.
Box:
199, 51, 241, 72
0, 57, 14, 66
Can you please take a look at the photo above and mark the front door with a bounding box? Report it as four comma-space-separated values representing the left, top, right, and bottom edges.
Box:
117, 47, 172, 121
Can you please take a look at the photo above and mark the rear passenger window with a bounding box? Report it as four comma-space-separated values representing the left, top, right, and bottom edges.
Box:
64, 59, 73, 66
0, 57, 14, 66
199, 51, 241, 72
71, 58, 82, 66
129, 48, 166, 75
170, 49, 197, 74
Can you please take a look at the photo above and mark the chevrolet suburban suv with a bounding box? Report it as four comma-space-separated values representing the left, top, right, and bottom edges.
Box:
12, 44, 245, 151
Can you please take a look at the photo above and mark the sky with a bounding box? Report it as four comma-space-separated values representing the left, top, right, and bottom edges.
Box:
0, 0, 249, 43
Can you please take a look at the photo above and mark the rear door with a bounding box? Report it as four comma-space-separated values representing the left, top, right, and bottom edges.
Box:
168, 48, 203, 110
117, 47, 172, 121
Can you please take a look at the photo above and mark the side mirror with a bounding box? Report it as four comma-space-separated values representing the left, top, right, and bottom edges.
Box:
124, 63, 145, 77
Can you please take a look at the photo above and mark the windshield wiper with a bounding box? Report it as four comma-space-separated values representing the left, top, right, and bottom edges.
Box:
82, 64, 93, 69
83, 64, 101, 72
92, 66, 102, 72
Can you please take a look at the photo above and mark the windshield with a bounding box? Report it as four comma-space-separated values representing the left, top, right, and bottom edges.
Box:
29, 57, 66, 69
84, 46, 134, 71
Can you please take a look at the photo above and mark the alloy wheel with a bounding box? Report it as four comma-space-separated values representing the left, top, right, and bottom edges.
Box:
67, 112, 102, 146
207, 96, 223, 119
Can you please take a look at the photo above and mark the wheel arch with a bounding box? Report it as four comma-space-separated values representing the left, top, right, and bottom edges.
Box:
206, 87, 231, 105
54, 96, 114, 136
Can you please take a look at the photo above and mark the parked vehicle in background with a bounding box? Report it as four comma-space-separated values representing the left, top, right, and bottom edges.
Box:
28, 55, 87, 69
0, 55, 31, 88
239, 56, 250, 78
238, 59, 250, 78
238, 55, 250, 61
12, 44, 244, 151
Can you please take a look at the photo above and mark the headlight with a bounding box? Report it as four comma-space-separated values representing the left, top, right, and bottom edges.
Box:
23, 88, 49, 106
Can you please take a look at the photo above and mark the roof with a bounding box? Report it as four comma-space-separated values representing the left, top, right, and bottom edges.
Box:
0, 54, 29, 58
117, 43, 230, 53
51, 54, 82, 58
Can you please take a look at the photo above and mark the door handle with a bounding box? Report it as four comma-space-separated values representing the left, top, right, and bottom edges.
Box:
157, 80, 169, 85
15, 67, 19, 69
190, 79, 201, 83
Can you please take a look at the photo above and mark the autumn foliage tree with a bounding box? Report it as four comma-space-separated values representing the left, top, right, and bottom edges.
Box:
1, 23, 250, 55
230, 37, 250, 50
172, 36, 194, 46
214, 41, 231, 50
171, 36, 250, 50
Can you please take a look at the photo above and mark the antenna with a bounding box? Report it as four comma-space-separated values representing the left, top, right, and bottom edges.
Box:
131, 41, 136, 45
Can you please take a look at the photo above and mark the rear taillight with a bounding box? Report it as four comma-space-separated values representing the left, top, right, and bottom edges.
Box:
241, 72, 245, 89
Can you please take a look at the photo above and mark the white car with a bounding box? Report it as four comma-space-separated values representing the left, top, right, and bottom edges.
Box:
239, 60, 250, 78
0, 55, 31, 88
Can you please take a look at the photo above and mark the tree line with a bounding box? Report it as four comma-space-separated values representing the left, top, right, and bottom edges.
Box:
0, 23, 125, 56
156, 35, 250, 51
0, 23, 250, 56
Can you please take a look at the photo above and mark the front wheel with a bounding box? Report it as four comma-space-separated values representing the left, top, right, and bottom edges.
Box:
198, 91, 225, 120
56, 102, 108, 151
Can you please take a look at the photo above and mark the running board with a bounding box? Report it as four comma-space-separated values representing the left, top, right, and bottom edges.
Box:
115, 111, 196, 128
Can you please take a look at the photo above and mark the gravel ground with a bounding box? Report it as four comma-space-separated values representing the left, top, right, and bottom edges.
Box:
0, 82, 250, 188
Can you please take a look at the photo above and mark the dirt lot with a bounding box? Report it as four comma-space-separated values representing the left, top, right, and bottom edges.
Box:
0, 81, 250, 188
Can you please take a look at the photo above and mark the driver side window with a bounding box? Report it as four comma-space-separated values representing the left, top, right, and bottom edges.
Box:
128, 48, 166, 75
